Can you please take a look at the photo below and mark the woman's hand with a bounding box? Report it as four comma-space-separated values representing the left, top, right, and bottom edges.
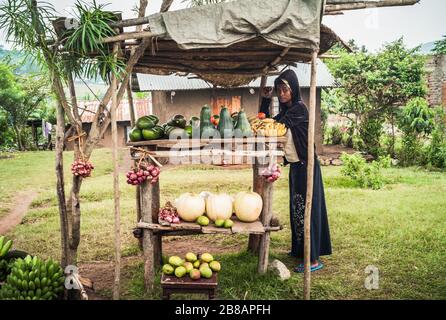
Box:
262, 86, 273, 99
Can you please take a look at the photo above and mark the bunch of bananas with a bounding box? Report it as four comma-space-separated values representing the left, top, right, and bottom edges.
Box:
0, 255, 64, 300
249, 118, 287, 137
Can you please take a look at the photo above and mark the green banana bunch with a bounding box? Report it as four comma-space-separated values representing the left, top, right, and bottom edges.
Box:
0, 255, 65, 300
0, 236, 13, 258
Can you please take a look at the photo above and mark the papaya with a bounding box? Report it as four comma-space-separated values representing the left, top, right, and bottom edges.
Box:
200, 105, 217, 138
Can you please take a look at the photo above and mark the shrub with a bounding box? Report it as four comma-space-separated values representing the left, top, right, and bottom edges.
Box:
330, 125, 343, 145
427, 106, 446, 169
340, 153, 386, 189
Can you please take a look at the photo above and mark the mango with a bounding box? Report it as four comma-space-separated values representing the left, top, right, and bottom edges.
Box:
209, 261, 221, 272
174, 266, 187, 278
162, 264, 174, 275
168, 256, 184, 267
201, 253, 214, 263
185, 252, 198, 262
200, 267, 213, 279
189, 269, 201, 280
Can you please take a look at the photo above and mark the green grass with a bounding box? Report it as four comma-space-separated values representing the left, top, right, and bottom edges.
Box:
1, 149, 445, 300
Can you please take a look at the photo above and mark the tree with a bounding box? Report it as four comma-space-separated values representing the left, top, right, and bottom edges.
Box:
433, 35, 446, 55
325, 38, 426, 157
0, 62, 49, 150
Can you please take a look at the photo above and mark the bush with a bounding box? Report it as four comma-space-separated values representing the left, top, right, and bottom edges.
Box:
427, 106, 446, 169
340, 153, 387, 189
329, 125, 343, 145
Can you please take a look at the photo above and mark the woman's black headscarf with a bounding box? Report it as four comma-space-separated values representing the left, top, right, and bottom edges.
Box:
273, 69, 312, 162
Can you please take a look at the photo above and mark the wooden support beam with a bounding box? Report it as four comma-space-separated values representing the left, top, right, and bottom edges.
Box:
101, 30, 158, 44
141, 180, 156, 292
111, 42, 121, 301
325, 0, 420, 13
303, 50, 318, 301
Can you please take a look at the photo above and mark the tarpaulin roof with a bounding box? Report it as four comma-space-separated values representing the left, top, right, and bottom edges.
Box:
131, 0, 344, 87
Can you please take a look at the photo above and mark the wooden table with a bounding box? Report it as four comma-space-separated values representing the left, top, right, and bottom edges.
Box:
160, 273, 218, 300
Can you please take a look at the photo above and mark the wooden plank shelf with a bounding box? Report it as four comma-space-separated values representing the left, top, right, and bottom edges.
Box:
127, 136, 287, 147
136, 217, 282, 235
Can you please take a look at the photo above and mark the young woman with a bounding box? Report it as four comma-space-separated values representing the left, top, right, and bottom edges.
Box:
260, 69, 332, 272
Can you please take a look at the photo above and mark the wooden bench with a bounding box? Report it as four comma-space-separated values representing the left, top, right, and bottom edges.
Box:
160, 273, 218, 300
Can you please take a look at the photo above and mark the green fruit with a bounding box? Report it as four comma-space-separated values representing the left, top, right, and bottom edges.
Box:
217, 107, 234, 138
129, 128, 142, 142
189, 269, 201, 280
185, 252, 197, 262
22, 279, 28, 291
174, 266, 187, 278
184, 125, 193, 137
200, 105, 217, 138
42, 291, 52, 300
200, 267, 213, 279
0, 239, 13, 258
200, 253, 214, 263
29, 281, 35, 291
168, 256, 184, 268
41, 277, 48, 287
215, 219, 225, 227
136, 115, 158, 130
196, 216, 209, 226
34, 278, 41, 289
190, 116, 200, 127
224, 219, 234, 228
193, 260, 200, 268
162, 264, 174, 275
234, 110, 253, 137
0, 236, 4, 250
142, 128, 162, 140
209, 261, 221, 272
183, 262, 193, 273
167, 115, 187, 128
199, 262, 209, 271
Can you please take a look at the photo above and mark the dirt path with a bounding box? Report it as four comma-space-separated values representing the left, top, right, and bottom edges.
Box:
0, 190, 38, 235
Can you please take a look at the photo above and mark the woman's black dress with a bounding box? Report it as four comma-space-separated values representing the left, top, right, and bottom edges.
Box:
260, 70, 332, 262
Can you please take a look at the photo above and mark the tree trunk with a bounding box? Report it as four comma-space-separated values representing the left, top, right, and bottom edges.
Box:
55, 102, 69, 268
13, 125, 24, 151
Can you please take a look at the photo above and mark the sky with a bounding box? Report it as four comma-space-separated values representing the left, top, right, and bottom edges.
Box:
0, 0, 445, 52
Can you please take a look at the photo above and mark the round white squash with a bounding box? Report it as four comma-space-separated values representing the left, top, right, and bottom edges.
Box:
205, 193, 233, 221
234, 191, 263, 222
174, 193, 206, 222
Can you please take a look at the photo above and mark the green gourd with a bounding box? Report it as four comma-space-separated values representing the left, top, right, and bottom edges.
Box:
234, 110, 253, 137
217, 107, 234, 138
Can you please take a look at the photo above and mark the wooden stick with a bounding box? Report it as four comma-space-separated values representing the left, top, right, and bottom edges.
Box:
111, 42, 121, 301
303, 50, 318, 301
325, 0, 419, 12
127, 81, 136, 127
101, 31, 158, 44
262, 47, 290, 74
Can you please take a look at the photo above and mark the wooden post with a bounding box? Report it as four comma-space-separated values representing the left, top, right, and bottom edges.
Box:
141, 180, 156, 292
111, 42, 121, 300
258, 178, 273, 273
303, 50, 318, 300
248, 75, 268, 254
151, 177, 162, 266
55, 102, 69, 268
